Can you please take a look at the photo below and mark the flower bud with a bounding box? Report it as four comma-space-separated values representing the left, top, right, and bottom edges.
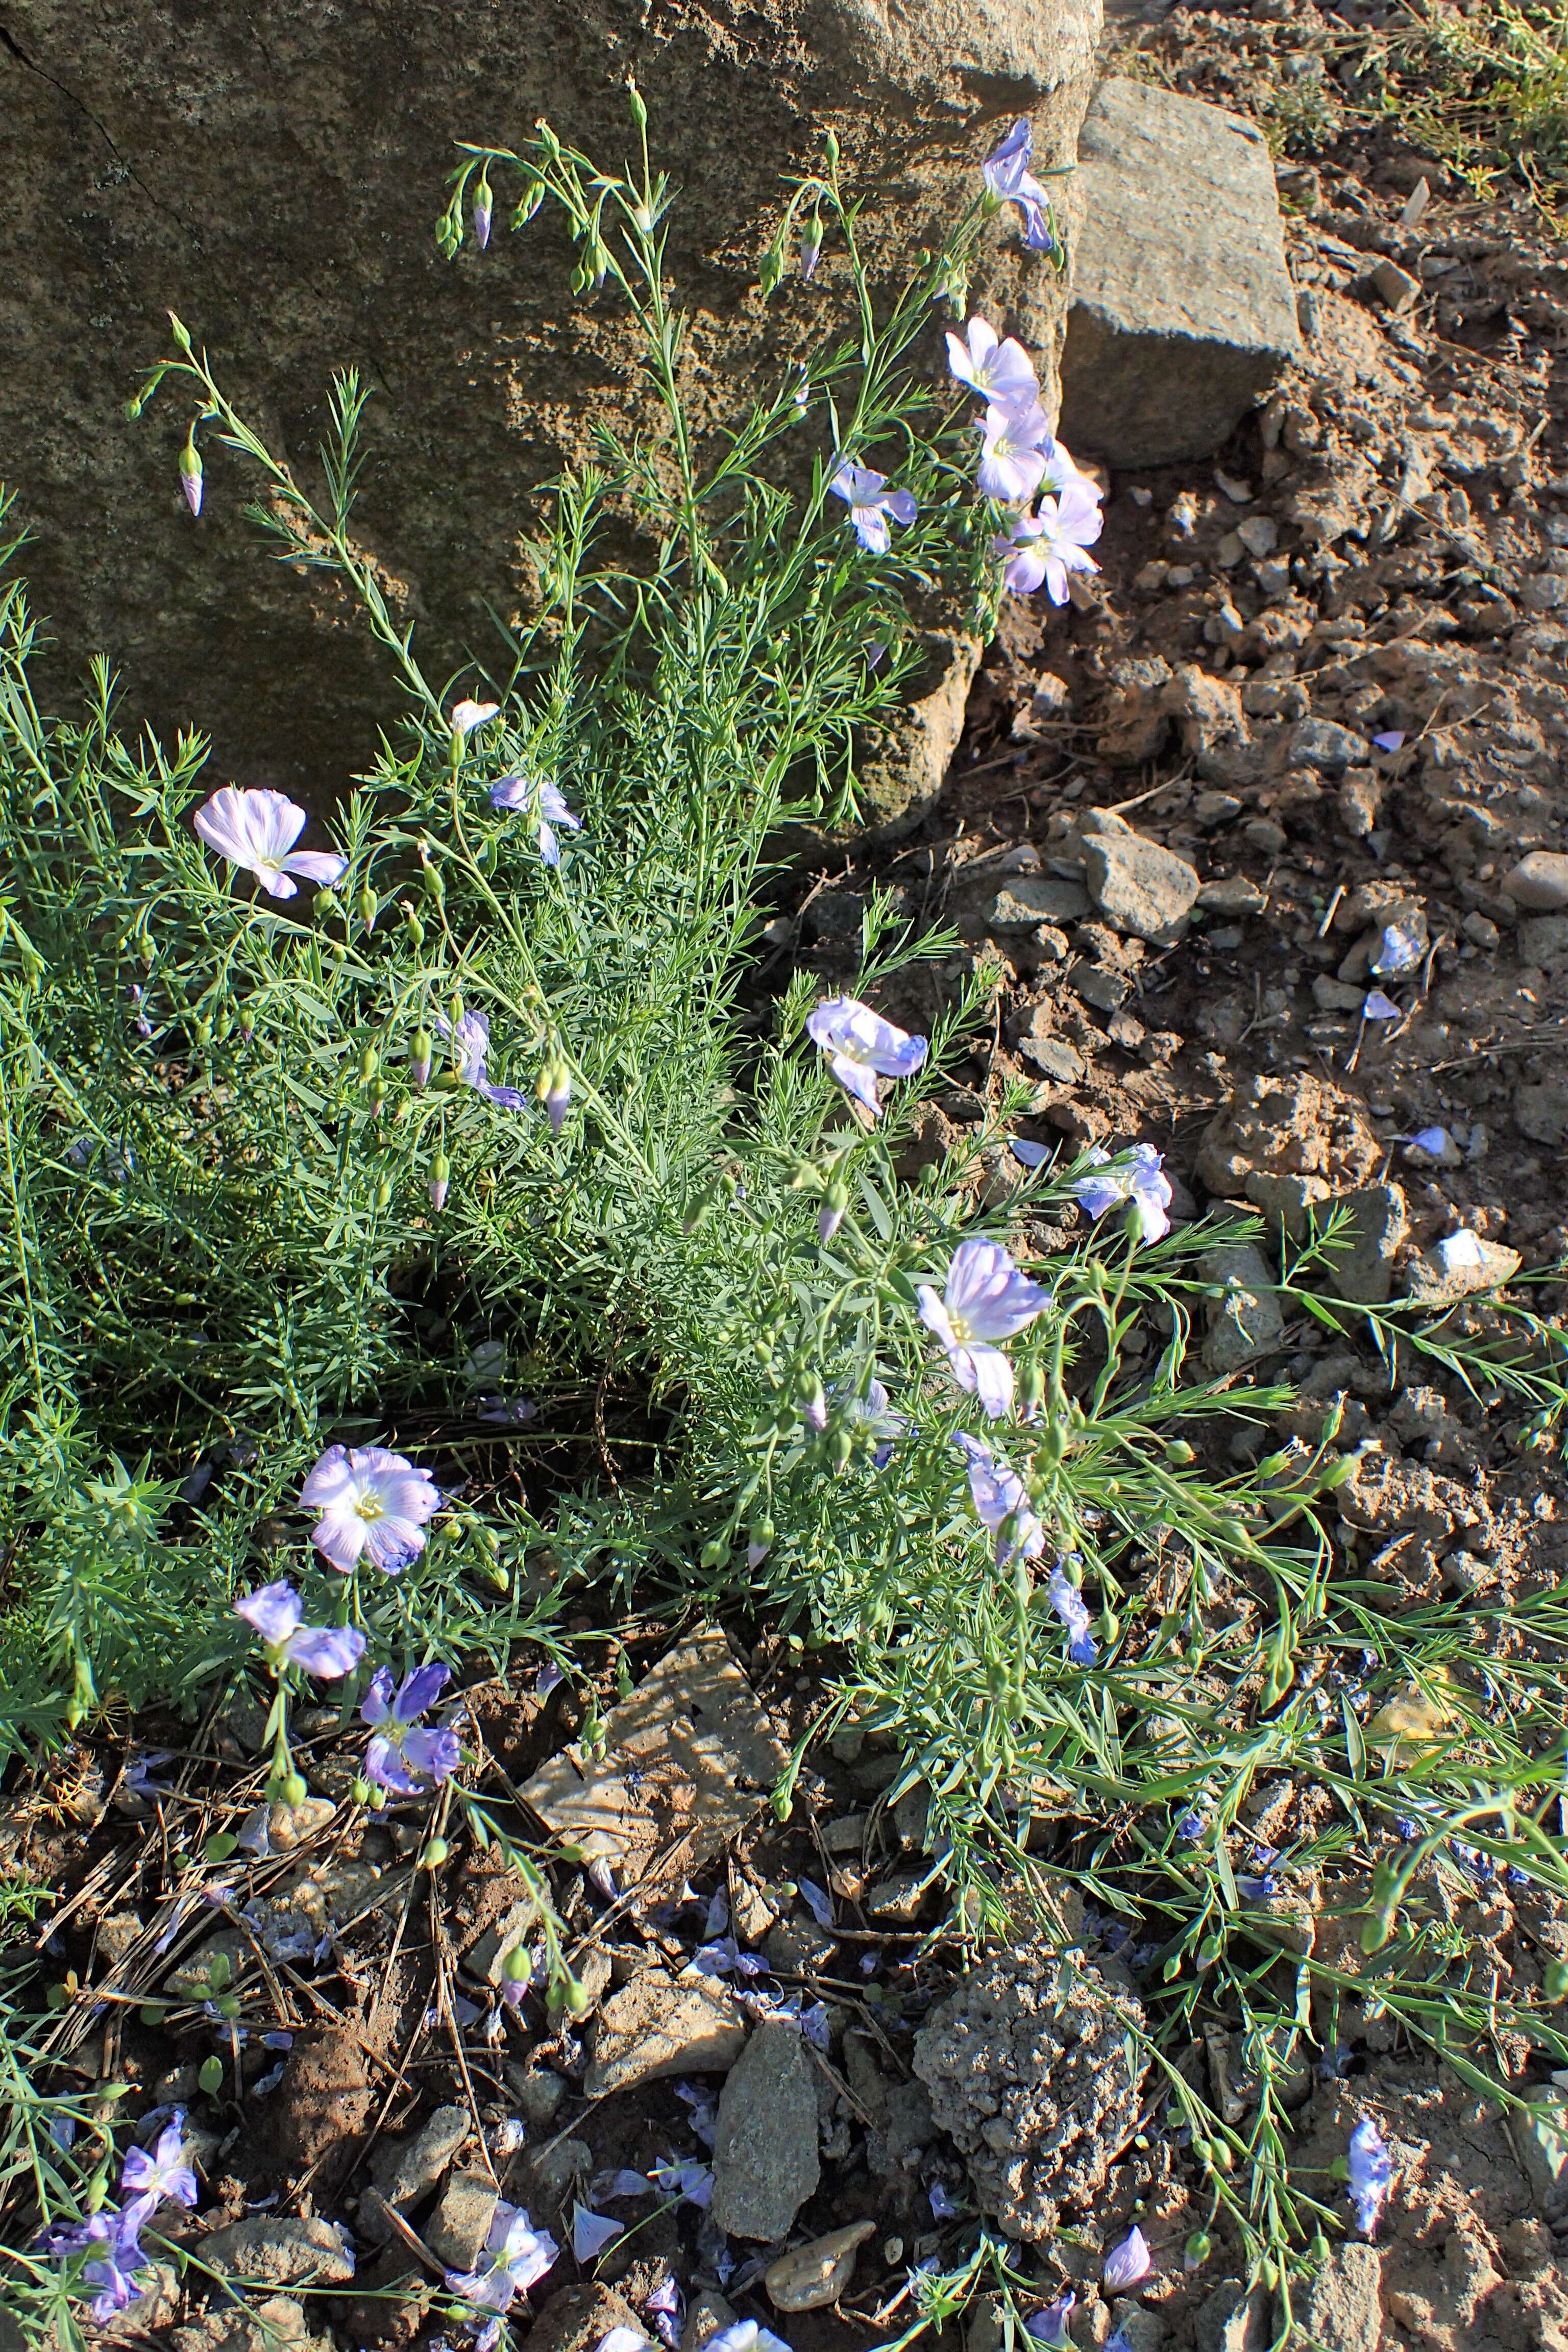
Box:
1016, 1359, 1045, 1422
179, 431, 204, 518
824, 130, 840, 169
357, 881, 379, 936
627, 78, 648, 129
1165, 1437, 1196, 1465
403, 905, 424, 949
800, 213, 823, 282
1320, 1450, 1359, 1489
758, 242, 785, 296
351, 1775, 373, 1805
830, 1426, 854, 1470
410, 1028, 432, 1089
564, 1970, 592, 2016
700, 1537, 728, 1570
515, 177, 544, 227
430, 1152, 451, 1213
473, 173, 494, 250
503, 1942, 531, 1983
1544, 1959, 1568, 2002
278, 1771, 308, 1808
375, 1173, 394, 1210
1184, 2231, 1212, 2271
538, 1058, 571, 1134
358, 1044, 379, 1085
167, 310, 193, 352
818, 1177, 849, 1244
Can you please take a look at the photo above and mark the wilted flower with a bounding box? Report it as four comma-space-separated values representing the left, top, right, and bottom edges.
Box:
446, 2201, 559, 2312
981, 118, 1057, 252
192, 787, 348, 901
917, 1238, 1050, 1419
977, 400, 1051, 503
1102, 2226, 1152, 2290
1073, 1144, 1172, 1245
957, 1432, 1044, 1569
1362, 990, 1401, 1021
489, 773, 582, 867
1369, 922, 1423, 976
436, 1009, 530, 1110
1025, 2291, 1075, 2349
995, 482, 1104, 604
945, 316, 1037, 408
451, 699, 500, 736
806, 996, 927, 1116
361, 1664, 462, 1793
300, 1443, 440, 1576
120, 2112, 199, 2225
828, 461, 918, 555
834, 1377, 906, 1469
1047, 1560, 1098, 1667
707, 2325, 793, 2352
233, 1582, 366, 1679
800, 216, 823, 281
77, 2210, 149, 2322
1346, 2116, 1392, 2235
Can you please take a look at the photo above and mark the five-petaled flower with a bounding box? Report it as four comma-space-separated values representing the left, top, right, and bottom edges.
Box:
120, 2112, 200, 2229
806, 996, 927, 1117
981, 119, 1058, 253
976, 401, 1051, 504
489, 773, 582, 868
233, 1582, 367, 1679
917, 1238, 1050, 1419
957, 1432, 1045, 1569
445, 2201, 559, 2314
1073, 1144, 1172, 1245
361, 1663, 462, 1793
996, 480, 1104, 603
300, 1443, 440, 1576
834, 1377, 907, 1471
192, 787, 348, 902
437, 1009, 531, 1110
945, 316, 1038, 408
1347, 2116, 1392, 2236
828, 461, 918, 555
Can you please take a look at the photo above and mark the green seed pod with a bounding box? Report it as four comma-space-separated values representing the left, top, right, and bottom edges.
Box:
421, 1836, 450, 1869
1165, 1438, 1196, 1465
750, 1515, 775, 1551
503, 1942, 531, 1983
422, 861, 445, 906
351, 1776, 374, 1805
564, 1971, 592, 2016
1546, 1959, 1568, 2002
699, 1537, 728, 1571
279, 1771, 308, 1808
193, 1017, 213, 1050
359, 1044, 379, 1084
1185, 2231, 1212, 2268
314, 888, 341, 919
1320, 1450, 1359, 1489
403, 906, 425, 949
1016, 1359, 1046, 1420
374, 1173, 394, 1210
358, 882, 379, 935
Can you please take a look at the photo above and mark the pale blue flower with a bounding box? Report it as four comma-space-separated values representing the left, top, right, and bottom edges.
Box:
1026, 2291, 1075, 2349
996, 483, 1103, 603
361, 1664, 461, 1793
120, 2112, 199, 2219
946, 316, 1037, 408
489, 772, 582, 867
1073, 1144, 1172, 1244
982, 119, 1057, 252
193, 787, 347, 901
233, 1582, 366, 1679
1102, 2226, 1151, 2290
833, 1377, 906, 1468
1347, 2116, 1392, 2235
300, 1443, 439, 1576
807, 996, 926, 1117
1047, 1560, 1097, 1666
436, 1010, 530, 1110
918, 1239, 1050, 1419
446, 2201, 558, 2313
957, 1432, 1045, 1569
977, 400, 1051, 503
828, 461, 917, 554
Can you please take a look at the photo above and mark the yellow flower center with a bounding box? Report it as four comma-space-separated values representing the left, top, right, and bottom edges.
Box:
355, 1492, 385, 1524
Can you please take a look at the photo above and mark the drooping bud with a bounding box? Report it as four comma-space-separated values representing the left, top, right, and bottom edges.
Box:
538, 1057, 571, 1134
474, 173, 494, 250
758, 238, 786, 296
357, 881, 379, 936
1016, 1358, 1046, 1423
430, 1151, 451, 1213
818, 1177, 849, 1244
514, 177, 544, 228
410, 1027, 432, 1089
801, 211, 823, 282
179, 430, 204, 518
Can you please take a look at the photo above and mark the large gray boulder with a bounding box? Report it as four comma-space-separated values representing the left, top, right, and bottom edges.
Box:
1060, 77, 1300, 465
2, 0, 1099, 816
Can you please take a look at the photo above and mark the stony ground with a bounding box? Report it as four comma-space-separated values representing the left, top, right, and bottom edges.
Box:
8, 5, 1568, 2350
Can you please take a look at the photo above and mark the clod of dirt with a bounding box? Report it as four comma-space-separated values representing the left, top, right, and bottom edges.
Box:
172, 2292, 332, 2352
710, 2018, 821, 2240
911, 1944, 1147, 2241
259, 2026, 373, 2172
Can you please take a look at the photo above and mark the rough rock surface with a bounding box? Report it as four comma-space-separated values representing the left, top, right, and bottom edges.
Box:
584, 1970, 747, 2098
2, 0, 1100, 812
195, 2217, 355, 2289
912, 1943, 1146, 2240
1286, 2245, 1384, 2352
1060, 77, 1300, 465
710, 2017, 821, 2239
1084, 827, 1200, 943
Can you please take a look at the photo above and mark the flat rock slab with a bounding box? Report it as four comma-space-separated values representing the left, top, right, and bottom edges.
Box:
710, 2019, 821, 2239
1084, 829, 1199, 945
197, 2218, 355, 2289
584, 1970, 747, 2099
1061, 77, 1301, 466
520, 1628, 789, 1901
